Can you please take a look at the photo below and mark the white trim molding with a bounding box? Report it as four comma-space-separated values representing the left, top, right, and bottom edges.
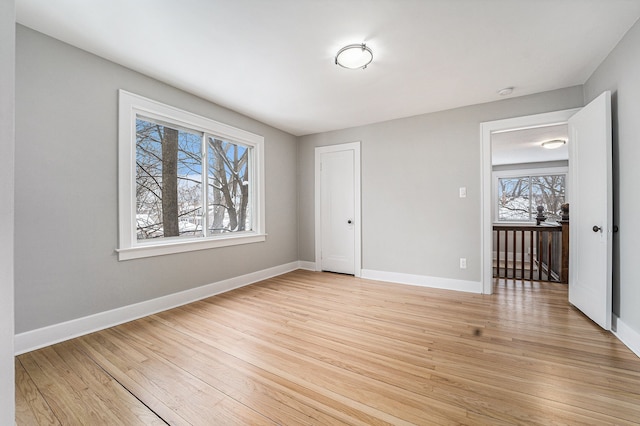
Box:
116, 233, 267, 261
15, 261, 638, 362
297, 261, 317, 271
14, 261, 304, 355
612, 315, 640, 358
361, 269, 482, 294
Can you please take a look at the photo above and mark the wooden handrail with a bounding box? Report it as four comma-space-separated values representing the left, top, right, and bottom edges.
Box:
493, 224, 562, 232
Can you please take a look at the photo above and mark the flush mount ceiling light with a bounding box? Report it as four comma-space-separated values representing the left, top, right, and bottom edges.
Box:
497, 87, 514, 96
541, 139, 567, 149
335, 43, 373, 69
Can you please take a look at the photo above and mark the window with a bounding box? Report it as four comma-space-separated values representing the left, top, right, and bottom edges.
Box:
118, 91, 265, 260
494, 168, 566, 222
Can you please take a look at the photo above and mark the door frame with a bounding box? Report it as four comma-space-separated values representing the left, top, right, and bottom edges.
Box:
480, 108, 580, 294
314, 142, 362, 277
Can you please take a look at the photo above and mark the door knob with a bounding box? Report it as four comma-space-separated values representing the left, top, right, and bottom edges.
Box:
592, 225, 602, 232
347, 219, 352, 224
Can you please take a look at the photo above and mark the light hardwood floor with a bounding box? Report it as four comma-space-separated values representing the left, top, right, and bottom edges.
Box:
16, 270, 640, 425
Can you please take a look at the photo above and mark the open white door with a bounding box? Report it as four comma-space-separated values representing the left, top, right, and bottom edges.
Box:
568, 91, 612, 330
315, 142, 361, 276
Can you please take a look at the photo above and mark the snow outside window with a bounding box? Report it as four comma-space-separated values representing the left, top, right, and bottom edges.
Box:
494, 168, 567, 223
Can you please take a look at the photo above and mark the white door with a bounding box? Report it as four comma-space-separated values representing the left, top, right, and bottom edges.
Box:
568, 91, 612, 330
314, 142, 362, 275
319, 149, 355, 274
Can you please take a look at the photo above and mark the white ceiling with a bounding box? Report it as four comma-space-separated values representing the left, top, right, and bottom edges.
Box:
15, 0, 640, 136
491, 124, 568, 166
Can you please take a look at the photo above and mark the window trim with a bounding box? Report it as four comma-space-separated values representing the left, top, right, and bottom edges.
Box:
492, 166, 568, 223
117, 90, 265, 261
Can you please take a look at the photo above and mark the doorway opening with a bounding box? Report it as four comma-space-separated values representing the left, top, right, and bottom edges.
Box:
480, 109, 579, 295
492, 124, 569, 283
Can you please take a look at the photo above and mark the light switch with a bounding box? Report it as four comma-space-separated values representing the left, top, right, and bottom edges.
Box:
459, 187, 467, 198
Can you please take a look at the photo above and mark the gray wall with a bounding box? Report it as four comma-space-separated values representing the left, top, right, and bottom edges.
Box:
584, 18, 640, 334
298, 87, 583, 282
14, 26, 299, 333
0, 0, 15, 422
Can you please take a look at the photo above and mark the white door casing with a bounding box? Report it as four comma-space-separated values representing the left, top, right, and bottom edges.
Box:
315, 142, 361, 276
567, 91, 612, 330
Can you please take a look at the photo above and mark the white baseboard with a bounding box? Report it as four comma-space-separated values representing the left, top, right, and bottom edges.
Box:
25, 261, 637, 361
14, 261, 303, 355
612, 315, 640, 358
298, 260, 317, 271
361, 269, 482, 294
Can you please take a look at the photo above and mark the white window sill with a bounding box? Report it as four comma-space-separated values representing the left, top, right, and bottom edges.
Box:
117, 233, 267, 261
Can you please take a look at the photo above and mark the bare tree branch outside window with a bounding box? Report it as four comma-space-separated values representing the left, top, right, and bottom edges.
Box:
135, 118, 251, 240
498, 174, 565, 222
208, 137, 250, 234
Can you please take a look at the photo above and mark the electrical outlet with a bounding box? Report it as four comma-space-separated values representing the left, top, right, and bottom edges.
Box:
460, 258, 467, 269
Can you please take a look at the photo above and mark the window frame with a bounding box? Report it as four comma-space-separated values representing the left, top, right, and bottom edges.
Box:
117, 90, 265, 261
493, 166, 568, 223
